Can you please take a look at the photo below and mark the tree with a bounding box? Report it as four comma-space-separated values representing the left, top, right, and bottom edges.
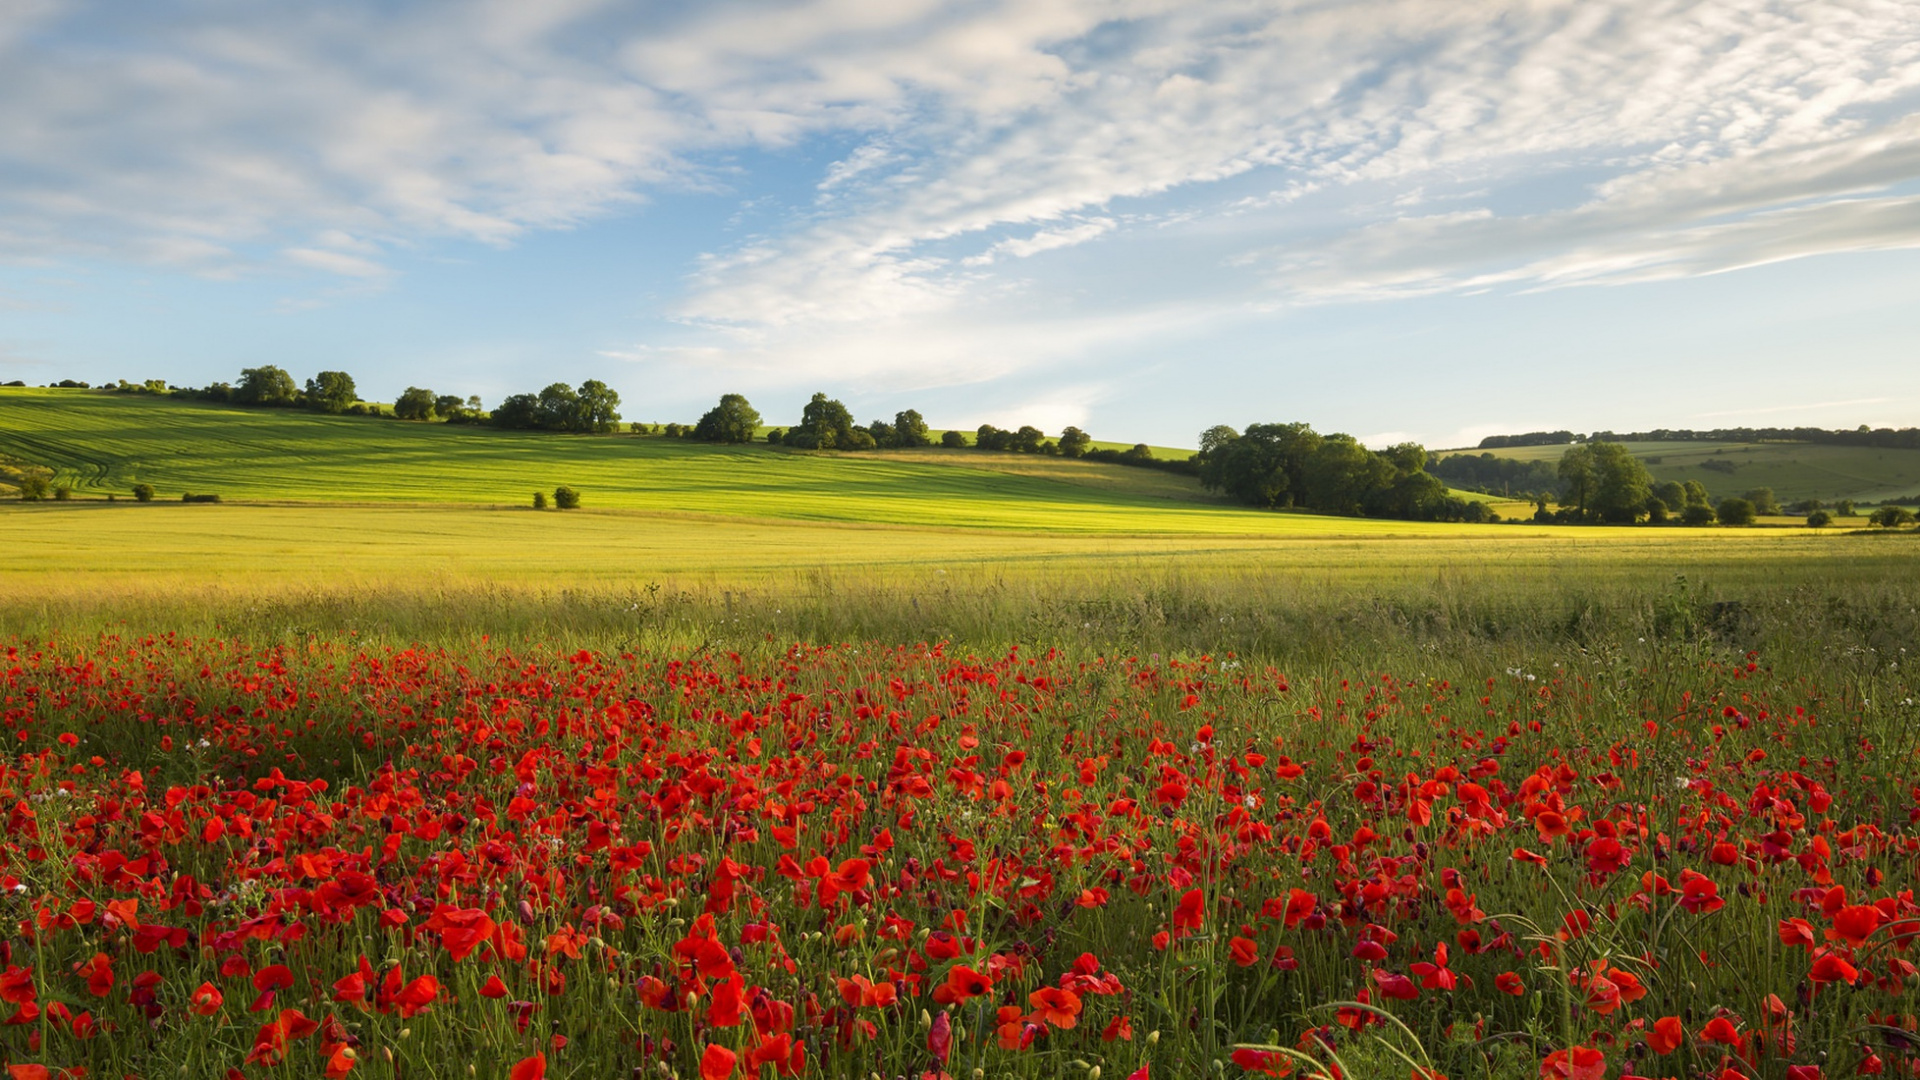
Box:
535, 383, 580, 430
305, 371, 358, 413
1302, 434, 1392, 515
893, 410, 931, 448
132, 483, 154, 502
1010, 426, 1045, 454
1869, 505, 1916, 527
1557, 442, 1651, 522
1680, 503, 1717, 526
573, 380, 622, 434
789, 393, 857, 449
940, 429, 967, 448
435, 394, 471, 422
394, 386, 437, 421
1057, 426, 1091, 458
1197, 422, 1321, 508
1653, 480, 1686, 511
1683, 480, 1711, 508
553, 486, 581, 510
1715, 497, 1756, 526
1806, 509, 1833, 527
692, 394, 762, 443
974, 424, 1009, 451
1741, 487, 1781, 516
866, 419, 896, 448
235, 365, 298, 406
532, 491, 548, 509
1835, 499, 1856, 517
493, 394, 540, 430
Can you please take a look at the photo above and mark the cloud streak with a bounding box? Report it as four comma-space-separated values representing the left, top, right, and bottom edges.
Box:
1, 0, 1917, 391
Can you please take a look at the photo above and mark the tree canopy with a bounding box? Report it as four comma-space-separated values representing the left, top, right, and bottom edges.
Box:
693, 394, 762, 443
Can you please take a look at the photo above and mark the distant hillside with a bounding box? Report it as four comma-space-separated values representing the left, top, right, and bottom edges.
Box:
1437, 439, 1920, 505
0, 388, 1351, 535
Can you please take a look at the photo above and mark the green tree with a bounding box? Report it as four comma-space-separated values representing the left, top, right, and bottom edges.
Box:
692, 393, 762, 443
1197, 422, 1322, 508
1683, 480, 1711, 507
893, 410, 931, 448
1302, 434, 1392, 515
1869, 505, 1916, 527
1653, 480, 1686, 510
132, 483, 154, 502
1011, 426, 1045, 454
1558, 442, 1652, 522
435, 394, 469, 421
493, 394, 540, 429
1741, 487, 1781, 516
1715, 497, 1756, 526
305, 370, 359, 413
790, 393, 857, 449
573, 380, 622, 434
1835, 499, 1856, 517
1806, 509, 1833, 527
235, 365, 298, 406
553, 486, 581, 509
867, 419, 896, 448
394, 386, 437, 420
1680, 503, 1717, 526
1057, 426, 1091, 458
535, 383, 581, 430
940, 429, 967, 448
1589, 442, 1653, 523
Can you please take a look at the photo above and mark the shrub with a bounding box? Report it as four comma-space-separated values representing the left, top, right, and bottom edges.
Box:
1680, 503, 1717, 526
52, 485, 72, 501
1806, 509, 1833, 527
553, 486, 581, 510
181, 493, 221, 504
1869, 505, 1917, 528
532, 491, 548, 509
132, 484, 154, 502
940, 429, 968, 448
1835, 499, 1856, 516
1715, 497, 1756, 526
766, 429, 785, 444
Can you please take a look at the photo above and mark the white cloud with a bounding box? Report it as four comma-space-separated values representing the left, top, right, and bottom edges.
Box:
1, 0, 1917, 371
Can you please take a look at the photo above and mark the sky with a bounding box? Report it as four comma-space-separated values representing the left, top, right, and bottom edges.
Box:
2, 0, 1918, 449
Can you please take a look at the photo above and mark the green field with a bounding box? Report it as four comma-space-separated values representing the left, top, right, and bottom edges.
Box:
1442, 438, 1920, 504
0, 389, 1293, 533
0, 388, 1548, 533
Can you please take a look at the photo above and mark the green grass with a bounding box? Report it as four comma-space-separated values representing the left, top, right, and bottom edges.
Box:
1443, 439, 1920, 504
0, 388, 1535, 533
0, 389, 1281, 533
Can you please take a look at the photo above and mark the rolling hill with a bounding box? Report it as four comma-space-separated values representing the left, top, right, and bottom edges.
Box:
0, 388, 1403, 535
1436, 439, 1920, 505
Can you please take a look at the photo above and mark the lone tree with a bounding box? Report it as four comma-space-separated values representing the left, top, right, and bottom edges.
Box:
553, 486, 581, 510
394, 386, 437, 420
305, 371, 358, 414
692, 394, 762, 443
235, 365, 298, 406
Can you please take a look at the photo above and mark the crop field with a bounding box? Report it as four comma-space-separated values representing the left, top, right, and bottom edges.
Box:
3, 390, 1919, 1080
1445, 440, 1920, 506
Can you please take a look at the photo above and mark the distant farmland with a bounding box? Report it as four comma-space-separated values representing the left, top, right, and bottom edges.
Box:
1437, 438, 1920, 504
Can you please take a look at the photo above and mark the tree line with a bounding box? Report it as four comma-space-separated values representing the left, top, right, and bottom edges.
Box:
1192, 422, 1496, 522
1478, 425, 1920, 452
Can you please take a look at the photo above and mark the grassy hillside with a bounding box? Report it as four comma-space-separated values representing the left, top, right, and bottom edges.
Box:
1439, 439, 1920, 504
0, 388, 1339, 534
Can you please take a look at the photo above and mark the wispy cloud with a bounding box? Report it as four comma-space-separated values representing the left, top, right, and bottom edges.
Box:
1, 0, 1917, 394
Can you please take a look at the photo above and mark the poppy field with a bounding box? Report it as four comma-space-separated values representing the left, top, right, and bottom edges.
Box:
0, 620, 1914, 1080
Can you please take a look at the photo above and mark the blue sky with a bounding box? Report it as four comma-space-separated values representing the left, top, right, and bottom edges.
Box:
2, 0, 1918, 448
